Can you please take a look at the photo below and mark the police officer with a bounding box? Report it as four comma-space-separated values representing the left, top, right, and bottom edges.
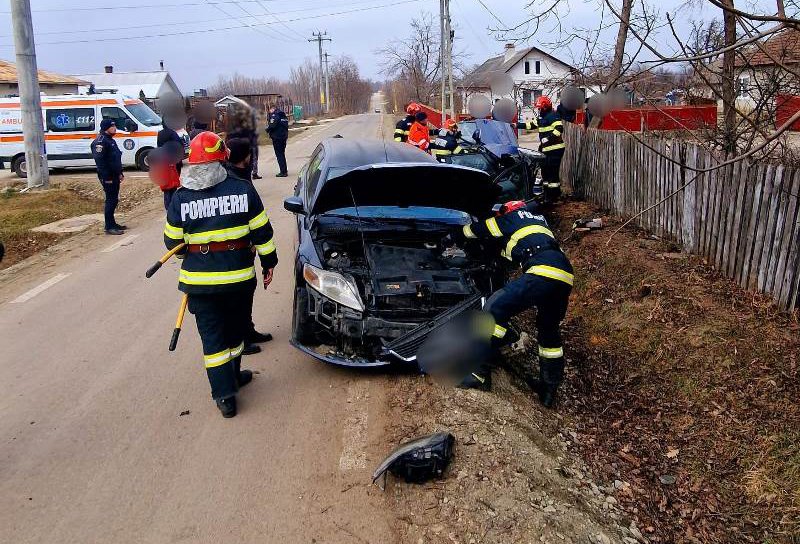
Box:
430, 119, 464, 161
266, 104, 289, 177
163, 131, 278, 418
518, 96, 566, 200
454, 200, 573, 407
91, 119, 126, 235
394, 103, 419, 143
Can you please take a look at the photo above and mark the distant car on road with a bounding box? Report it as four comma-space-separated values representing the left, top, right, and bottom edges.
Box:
283, 137, 505, 367
374, 108, 381, 113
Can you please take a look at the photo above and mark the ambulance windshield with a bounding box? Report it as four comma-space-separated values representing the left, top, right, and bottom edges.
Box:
127, 103, 162, 126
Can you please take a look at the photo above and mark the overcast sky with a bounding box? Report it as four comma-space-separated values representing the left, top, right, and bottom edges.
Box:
0, 0, 730, 93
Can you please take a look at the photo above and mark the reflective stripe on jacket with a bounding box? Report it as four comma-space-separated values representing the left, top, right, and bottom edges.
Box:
394, 115, 414, 142
517, 111, 566, 153
461, 209, 573, 286
164, 176, 278, 294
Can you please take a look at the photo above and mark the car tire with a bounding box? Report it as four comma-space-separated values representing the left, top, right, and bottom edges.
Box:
11, 155, 26, 178
293, 287, 320, 346
135, 148, 152, 171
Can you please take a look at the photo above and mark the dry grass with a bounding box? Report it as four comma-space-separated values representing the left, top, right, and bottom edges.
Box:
0, 187, 101, 268
515, 199, 800, 543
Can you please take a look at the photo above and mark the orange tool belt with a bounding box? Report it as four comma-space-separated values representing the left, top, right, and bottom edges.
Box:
186, 240, 251, 253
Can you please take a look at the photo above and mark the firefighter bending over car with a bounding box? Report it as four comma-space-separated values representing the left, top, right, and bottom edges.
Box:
518, 96, 566, 201
430, 119, 464, 161
407, 111, 431, 152
450, 200, 573, 408
163, 131, 278, 419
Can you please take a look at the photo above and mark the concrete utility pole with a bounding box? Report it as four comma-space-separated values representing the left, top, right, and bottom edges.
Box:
323, 52, 331, 114
309, 31, 331, 115
439, 0, 446, 116
10, 0, 48, 189
445, 0, 455, 119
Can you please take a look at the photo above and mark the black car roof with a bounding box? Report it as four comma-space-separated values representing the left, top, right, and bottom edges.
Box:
322, 138, 436, 169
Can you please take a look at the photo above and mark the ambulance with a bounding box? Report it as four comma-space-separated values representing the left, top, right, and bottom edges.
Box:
0, 94, 180, 178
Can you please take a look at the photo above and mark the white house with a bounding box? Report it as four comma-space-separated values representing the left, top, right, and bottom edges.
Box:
72, 66, 182, 100
458, 44, 593, 118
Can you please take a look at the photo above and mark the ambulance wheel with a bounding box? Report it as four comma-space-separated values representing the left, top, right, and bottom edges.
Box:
11, 155, 26, 178
135, 148, 152, 171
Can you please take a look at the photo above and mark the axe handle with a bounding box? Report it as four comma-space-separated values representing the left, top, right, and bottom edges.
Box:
168, 294, 189, 352
146, 243, 186, 278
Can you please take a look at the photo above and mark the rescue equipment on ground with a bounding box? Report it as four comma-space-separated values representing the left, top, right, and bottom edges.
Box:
372, 432, 456, 488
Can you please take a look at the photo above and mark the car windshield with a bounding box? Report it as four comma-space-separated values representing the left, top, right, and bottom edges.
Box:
126, 103, 162, 126
459, 121, 477, 144
324, 206, 470, 224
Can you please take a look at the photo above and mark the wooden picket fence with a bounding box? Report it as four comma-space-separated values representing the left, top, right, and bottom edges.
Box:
559, 123, 800, 312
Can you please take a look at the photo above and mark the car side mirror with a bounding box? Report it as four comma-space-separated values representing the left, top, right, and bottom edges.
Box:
284, 196, 305, 215
124, 119, 138, 132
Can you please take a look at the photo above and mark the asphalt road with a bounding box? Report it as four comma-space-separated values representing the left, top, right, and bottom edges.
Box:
0, 98, 398, 543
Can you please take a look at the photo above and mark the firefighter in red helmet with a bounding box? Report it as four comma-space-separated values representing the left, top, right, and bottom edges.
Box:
394, 102, 420, 143
163, 131, 278, 418
517, 96, 566, 200
451, 200, 573, 407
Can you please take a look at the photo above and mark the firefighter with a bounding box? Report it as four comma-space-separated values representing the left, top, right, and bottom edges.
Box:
454, 200, 573, 408
163, 131, 278, 418
407, 111, 431, 153
430, 118, 464, 161
517, 96, 566, 200
394, 103, 419, 142
91, 119, 126, 235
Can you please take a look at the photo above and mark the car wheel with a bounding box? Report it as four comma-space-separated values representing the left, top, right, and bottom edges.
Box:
293, 287, 320, 346
11, 155, 27, 178
135, 148, 152, 171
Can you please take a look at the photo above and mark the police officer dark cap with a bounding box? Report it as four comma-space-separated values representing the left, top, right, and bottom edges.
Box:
100, 118, 116, 131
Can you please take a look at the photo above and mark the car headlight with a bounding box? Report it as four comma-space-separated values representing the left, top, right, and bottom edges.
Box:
303, 263, 364, 311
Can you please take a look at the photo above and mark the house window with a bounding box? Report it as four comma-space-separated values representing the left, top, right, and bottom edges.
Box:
738, 75, 751, 96
522, 90, 532, 107
535, 61, 541, 74
524, 61, 530, 75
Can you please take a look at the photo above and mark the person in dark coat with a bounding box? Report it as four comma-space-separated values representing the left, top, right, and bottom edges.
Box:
91, 119, 126, 235
225, 137, 274, 356
266, 104, 289, 177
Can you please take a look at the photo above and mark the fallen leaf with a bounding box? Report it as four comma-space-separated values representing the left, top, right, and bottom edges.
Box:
666, 448, 680, 459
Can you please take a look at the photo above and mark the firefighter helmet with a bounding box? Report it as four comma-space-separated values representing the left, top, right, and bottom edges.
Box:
445, 118, 458, 131
496, 200, 527, 216
188, 131, 228, 164
534, 96, 553, 111
406, 102, 421, 115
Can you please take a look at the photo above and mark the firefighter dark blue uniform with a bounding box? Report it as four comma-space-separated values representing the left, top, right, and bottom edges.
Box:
164, 132, 277, 418
459, 201, 573, 407
430, 120, 464, 161
91, 119, 125, 234
517, 96, 566, 199
394, 115, 415, 143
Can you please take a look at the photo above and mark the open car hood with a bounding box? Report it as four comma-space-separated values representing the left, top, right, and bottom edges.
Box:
311, 163, 498, 218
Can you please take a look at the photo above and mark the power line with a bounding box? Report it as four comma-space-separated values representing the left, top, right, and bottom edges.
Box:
0, 0, 389, 38
205, 0, 293, 42
0, 0, 284, 13
254, 0, 307, 40
229, 0, 299, 41
474, 0, 507, 28
0, 0, 424, 47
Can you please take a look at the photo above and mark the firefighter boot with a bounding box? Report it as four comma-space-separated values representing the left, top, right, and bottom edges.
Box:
537, 360, 564, 409
216, 396, 237, 418
233, 356, 253, 388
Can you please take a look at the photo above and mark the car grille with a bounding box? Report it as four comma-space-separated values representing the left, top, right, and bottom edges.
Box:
382, 294, 484, 361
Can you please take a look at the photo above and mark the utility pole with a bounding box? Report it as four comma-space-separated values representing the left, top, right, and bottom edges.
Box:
10, 0, 48, 189
323, 52, 331, 114
439, 0, 446, 117
309, 31, 331, 115
445, 0, 455, 119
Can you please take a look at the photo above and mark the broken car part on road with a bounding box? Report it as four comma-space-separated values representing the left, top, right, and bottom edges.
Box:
372, 432, 456, 488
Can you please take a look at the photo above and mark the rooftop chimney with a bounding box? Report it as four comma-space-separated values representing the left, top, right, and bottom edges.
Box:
104, 65, 113, 73
503, 43, 516, 63
159, 60, 164, 70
